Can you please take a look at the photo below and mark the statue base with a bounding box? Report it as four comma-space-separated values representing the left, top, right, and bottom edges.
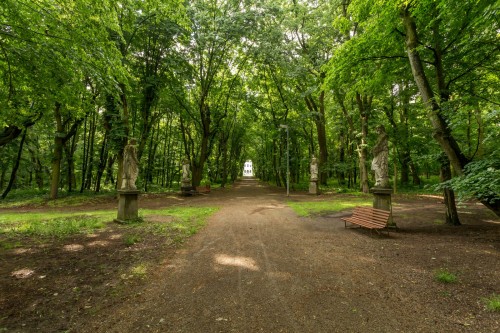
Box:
370, 187, 395, 227
115, 190, 140, 223
309, 180, 319, 195
181, 180, 194, 196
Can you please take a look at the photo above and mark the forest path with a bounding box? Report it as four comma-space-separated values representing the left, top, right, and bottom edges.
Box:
89, 177, 359, 332
80, 178, 499, 333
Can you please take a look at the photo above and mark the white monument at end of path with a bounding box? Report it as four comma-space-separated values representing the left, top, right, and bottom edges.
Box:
243, 160, 253, 177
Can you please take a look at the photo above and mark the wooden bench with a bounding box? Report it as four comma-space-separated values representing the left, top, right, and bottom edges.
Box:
341, 206, 391, 235
195, 185, 211, 194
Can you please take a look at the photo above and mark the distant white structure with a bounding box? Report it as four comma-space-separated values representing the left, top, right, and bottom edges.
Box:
243, 160, 253, 177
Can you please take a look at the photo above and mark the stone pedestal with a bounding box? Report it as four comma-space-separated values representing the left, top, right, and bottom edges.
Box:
370, 187, 395, 227
309, 180, 319, 195
115, 190, 140, 223
181, 180, 194, 196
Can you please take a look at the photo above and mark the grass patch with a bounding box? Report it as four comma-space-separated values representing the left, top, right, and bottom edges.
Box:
0, 211, 115, 239
14, 216, 105, 238
141, 207, 218, 237
130, 264, 148, 278
434, 269, 458, 283
0, 206, 218, 246
483, 294, 500, 312
287, 197, 371, 217
124, 234, 141, 246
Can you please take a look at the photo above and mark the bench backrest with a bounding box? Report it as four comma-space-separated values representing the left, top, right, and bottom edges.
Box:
352, 206, 390, 227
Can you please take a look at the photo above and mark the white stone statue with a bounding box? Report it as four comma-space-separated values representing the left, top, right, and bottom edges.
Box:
310, 156, 318, 181
182, 157, 191, 182
371, 125, 389, 188
121, 138, 139, 190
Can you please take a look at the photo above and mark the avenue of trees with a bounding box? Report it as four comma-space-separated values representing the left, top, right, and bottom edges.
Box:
1, 0, 498, 220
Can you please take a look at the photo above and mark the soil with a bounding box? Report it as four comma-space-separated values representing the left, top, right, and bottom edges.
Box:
1, 178, 499, 333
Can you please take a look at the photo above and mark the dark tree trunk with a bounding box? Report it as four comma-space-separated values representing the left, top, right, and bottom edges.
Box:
50, 102, 64, 200
64, 130, 78, 193
439, 154, 460, 225
80, 115, 89, 192
105, 155, 115, 185
95, 133, 108, 193
1, 129, 27, 199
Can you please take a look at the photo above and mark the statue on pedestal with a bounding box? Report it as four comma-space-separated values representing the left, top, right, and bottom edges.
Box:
371, 125, 389, 188
182, 157, 191, 182
121, 138, 139, 190
310, 156, 318, 181
309, 155, 319, 195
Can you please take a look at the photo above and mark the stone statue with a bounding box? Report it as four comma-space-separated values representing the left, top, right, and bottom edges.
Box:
182, 157, 191, 182
310, 156, 318, 181
371, 125, 389, 188
121, 138, 139, 190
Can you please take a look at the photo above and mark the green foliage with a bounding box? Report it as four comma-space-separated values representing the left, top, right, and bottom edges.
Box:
434, 269, 458, 284
287, 197, 371, 217
483, 294, 500, 312
124, 234, 142, 246
438, 150, 500, 205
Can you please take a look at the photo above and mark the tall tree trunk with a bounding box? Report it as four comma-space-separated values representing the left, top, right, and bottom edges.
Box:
338, 128, 346, 186
304, 91, 328, 185
105, 155, 115, 185
95, 133, 108, 193
191, 103, 212, 187
50, 102, 64, 200
356, 93, 371, 193
80, 115, 89, 192
401, 8, 468, 174
1, 128, 27, 199
64, 131, 78, 193
439, 154, 460, 225
84, 110, 97, 191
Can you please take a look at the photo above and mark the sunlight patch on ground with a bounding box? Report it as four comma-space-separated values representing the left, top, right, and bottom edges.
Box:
214, 254, 259, 271
261, 204, 286, 209
13, 248, 37, 255
11, 268, 34, 279
108, 233, 123, 240
87, 240, 110, 247
63, 244, 85, 252
417, 194, 444, 200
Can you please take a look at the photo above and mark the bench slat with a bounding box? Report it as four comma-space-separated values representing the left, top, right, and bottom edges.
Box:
341, 206, 391, 233
343, 218, 386, 228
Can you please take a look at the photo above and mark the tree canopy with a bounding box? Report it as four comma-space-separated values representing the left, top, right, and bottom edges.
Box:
1, 0, 498, 217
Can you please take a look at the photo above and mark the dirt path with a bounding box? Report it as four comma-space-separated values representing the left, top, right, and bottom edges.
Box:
70, 178, 499, 333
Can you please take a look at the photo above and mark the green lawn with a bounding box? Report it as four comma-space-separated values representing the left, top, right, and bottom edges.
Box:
287, 197, 371, 217
0, 206, 218, 247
